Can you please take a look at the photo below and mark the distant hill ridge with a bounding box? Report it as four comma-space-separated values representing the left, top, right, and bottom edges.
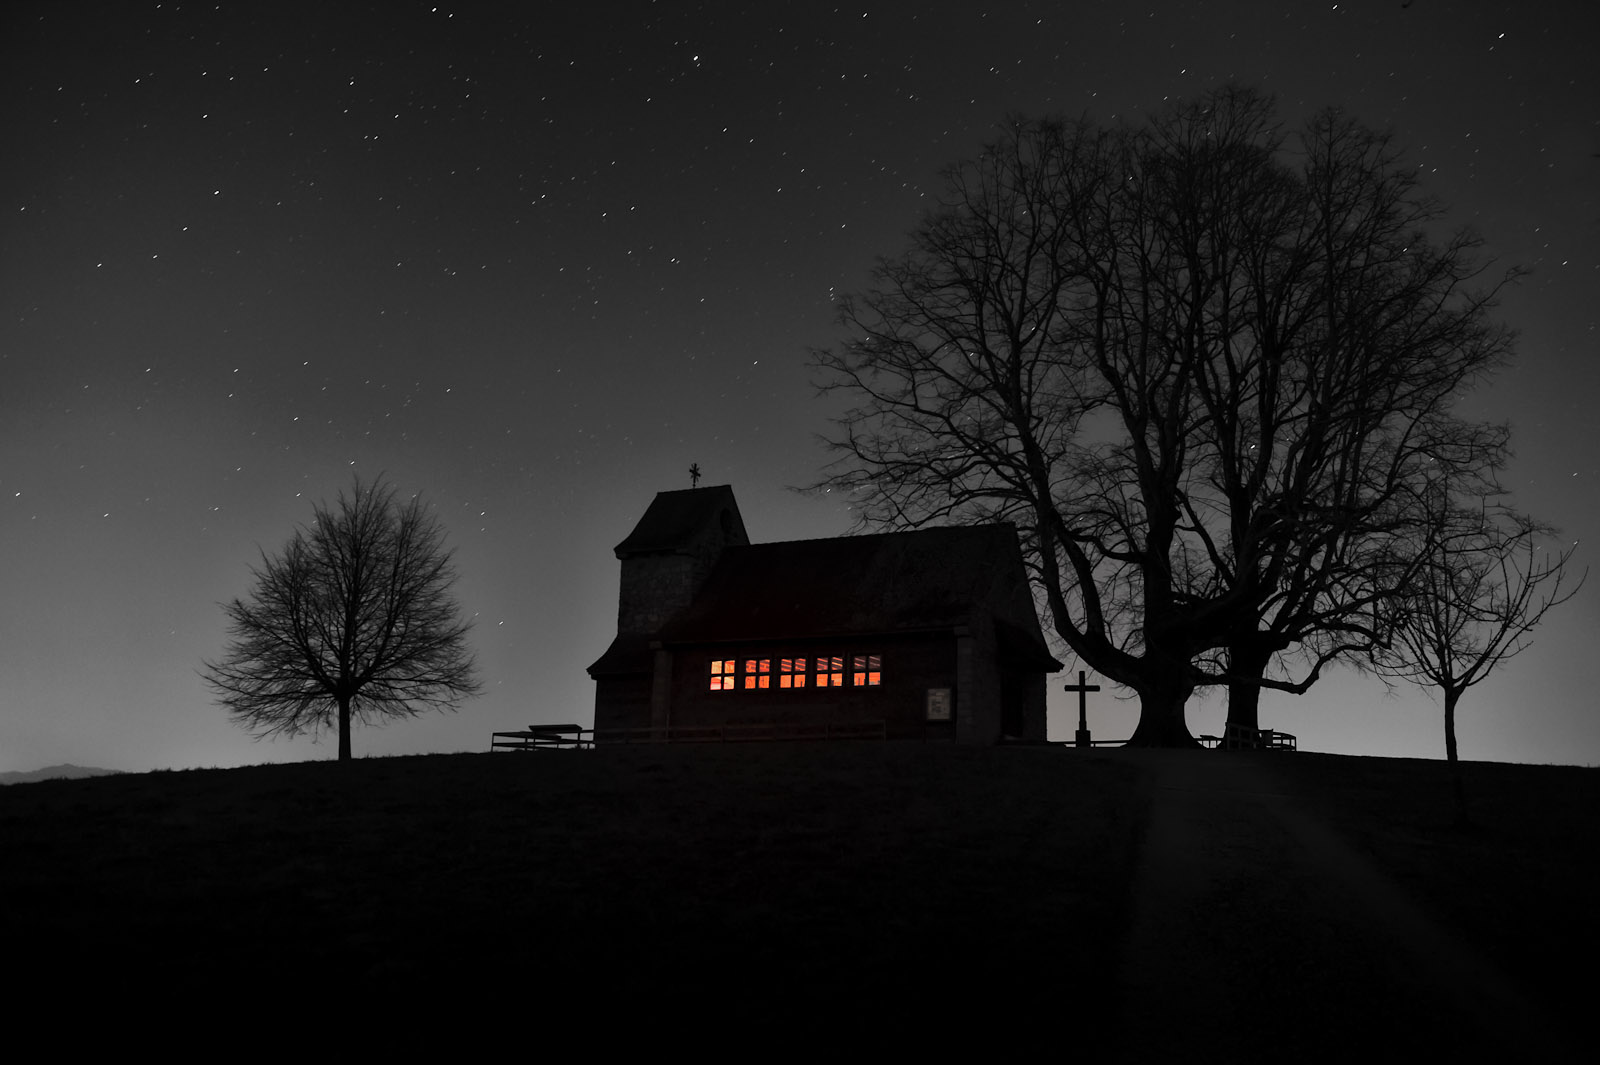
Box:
1, 763, 123, 785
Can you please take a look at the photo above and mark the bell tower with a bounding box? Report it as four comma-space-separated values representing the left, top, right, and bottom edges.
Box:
612, 485, 749, 637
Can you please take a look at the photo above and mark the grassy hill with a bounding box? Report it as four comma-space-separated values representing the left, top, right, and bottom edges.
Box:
1, 743, 1593, 1053
1269, 751, 1600, 1029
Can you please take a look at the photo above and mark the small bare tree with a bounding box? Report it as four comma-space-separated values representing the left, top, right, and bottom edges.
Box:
1382, 487, 1584, 821
203, 476, 482, 761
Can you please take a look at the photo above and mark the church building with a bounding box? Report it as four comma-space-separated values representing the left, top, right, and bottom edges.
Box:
587, 485, 1062, 743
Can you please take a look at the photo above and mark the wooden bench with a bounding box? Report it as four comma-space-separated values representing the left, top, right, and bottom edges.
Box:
490, 724, 589, 751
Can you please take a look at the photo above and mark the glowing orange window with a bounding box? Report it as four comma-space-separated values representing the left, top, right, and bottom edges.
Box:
853, 654, 882, 687
816, 656, 844, 688
709, 659, 737, 691
743, 658, 771, 689
779, 658, 807, 688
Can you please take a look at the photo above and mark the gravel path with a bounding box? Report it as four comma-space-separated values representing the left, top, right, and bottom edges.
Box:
1109, 749, 1578, 1063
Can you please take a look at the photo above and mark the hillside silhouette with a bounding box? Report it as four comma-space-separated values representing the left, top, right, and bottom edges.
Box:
1, 744, 1591, 1056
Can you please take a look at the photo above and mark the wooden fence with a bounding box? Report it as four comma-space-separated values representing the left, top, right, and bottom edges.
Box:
1219, 723, 1298, 751
490, 721, 1297, 751
490, 720, 889, 750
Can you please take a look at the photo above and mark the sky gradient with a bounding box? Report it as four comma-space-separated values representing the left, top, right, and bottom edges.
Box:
4, 1, 1596, 773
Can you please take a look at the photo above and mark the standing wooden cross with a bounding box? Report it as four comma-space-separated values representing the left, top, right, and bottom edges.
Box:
689, 463, 702, 489
1063, 670, 1100, 748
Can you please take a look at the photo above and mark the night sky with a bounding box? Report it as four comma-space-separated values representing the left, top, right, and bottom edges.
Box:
4, 1, 1596, 774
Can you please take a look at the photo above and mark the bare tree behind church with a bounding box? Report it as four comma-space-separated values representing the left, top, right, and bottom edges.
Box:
813, 86, 1518, 746
203, 476, 481, 761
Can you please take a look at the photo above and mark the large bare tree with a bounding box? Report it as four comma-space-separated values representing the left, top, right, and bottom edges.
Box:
1178, 104, 1517, 736
203, 477, 482, 761
814, 87, 1515, 745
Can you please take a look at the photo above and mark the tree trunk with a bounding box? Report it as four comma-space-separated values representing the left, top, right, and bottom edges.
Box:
1223, 637, 1289, 735
1443, 688, 1469, 827
1125, 677, 1200, 748
338, 694, 353, 762
1223, 642, 1265, 734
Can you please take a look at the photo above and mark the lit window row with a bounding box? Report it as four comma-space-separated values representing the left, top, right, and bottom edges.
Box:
709, 655, 882, 692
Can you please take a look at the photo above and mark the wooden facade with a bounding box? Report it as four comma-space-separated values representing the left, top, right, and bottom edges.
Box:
587, 486, 1061, 743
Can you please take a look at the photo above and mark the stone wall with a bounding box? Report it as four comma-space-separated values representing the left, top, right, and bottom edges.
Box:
616, 553, 701, 635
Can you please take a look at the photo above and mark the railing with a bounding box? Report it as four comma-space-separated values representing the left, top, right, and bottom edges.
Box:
490, 720, 889, 750
1046, 731, 1294, 751
1219, 723, 1298, 751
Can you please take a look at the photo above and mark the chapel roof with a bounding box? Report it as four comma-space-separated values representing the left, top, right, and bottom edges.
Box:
613, 484, 746, 557
657, 523, 1050, 650
587, 631, 653, 677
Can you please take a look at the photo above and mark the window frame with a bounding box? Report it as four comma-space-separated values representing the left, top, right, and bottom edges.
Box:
707, 650, 885, 693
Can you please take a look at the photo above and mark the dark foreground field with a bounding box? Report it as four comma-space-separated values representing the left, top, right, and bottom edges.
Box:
2, 743, 1595, 1057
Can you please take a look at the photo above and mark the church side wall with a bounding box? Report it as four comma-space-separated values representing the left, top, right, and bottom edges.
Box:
1022, 672, 1048, 742
593, 674, 652, 737
963, 618, 1004, 745
981, 541, 1062, 743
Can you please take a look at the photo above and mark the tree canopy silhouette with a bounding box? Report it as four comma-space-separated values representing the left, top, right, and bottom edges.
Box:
813, 86, 1516, 746
203, 476, 482, 760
